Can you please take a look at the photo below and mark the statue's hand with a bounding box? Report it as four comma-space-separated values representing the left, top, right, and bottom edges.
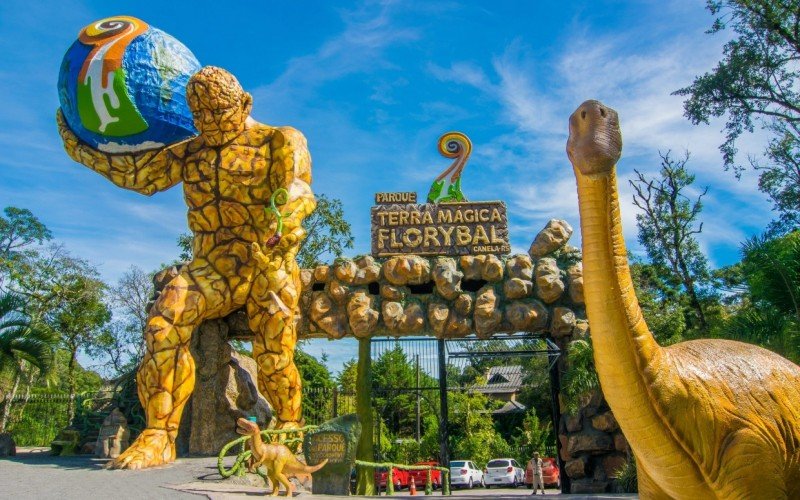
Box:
56, 109, 81, 156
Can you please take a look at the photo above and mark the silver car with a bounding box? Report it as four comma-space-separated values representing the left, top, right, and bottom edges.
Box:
449, 460, 484, 488
484, 458, 525, 488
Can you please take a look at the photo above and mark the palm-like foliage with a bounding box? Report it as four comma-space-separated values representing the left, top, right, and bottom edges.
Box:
0, 292, 54, 376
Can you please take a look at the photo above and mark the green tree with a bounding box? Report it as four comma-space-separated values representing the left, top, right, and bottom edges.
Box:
337, 358, 358, 393
448, 390, 511, 468
0, 292, 55, 431
296, 194, 354, 268
13, 247, 110, 420
89, 265, 152, 377
175, 194, 353, 267
295, 346, 334, 424
629, 152, 713, 331
674, 0, 800, 232
719, 231, 799, 361
0, 207, 52, 290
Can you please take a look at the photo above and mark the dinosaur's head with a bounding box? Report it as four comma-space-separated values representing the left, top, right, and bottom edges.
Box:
236, 417, 260, 436
566, 100, 622, 177
187, 66, 253, 146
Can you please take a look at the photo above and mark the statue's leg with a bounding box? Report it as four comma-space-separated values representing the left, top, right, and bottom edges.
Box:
248, 253, 303, 430
110, 262, 235, 469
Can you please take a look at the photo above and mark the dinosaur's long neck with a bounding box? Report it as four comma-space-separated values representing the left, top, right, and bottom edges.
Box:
575, 166, 671, 449
251, 432, 265, 459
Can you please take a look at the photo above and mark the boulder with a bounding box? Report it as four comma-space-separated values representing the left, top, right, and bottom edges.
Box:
535, 258, 565, 303
565, 414, 582, 433
0, 433, 15, 457
431, 257, 462, 300
313, 265, 331, 283
567, 263, 584, 304
95, 408, 130, 459
481, 254, 504, 282
602, 454, 628, 479
309, 292, 348, 338
613, 432, 630, 454
529, 219, 573, 258
503, 278, 532, 299
347, 290, 379, 337
383, 256, 431, 285
505, 300, 548, 331
334, 257, 380, 285
382, 301, 425, 334
177, 318, 272, 456
565, 457, 587, 479
427, 300, 450, 336
506, 254, 533, 280
474, 286, 502, 337
459, 255, 484, 280
551, 307, 576, 338
567, 431, 614, 455
591, 411, 619, 433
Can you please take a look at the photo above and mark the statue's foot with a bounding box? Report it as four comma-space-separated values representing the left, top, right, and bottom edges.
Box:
106, 429, 174, 470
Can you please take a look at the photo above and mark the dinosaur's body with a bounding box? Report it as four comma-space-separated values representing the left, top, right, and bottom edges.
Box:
567, 100, 800, 499
237, 418, 327, 497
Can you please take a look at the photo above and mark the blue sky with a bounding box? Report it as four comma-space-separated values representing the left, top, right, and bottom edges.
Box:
0, 1, 776, 375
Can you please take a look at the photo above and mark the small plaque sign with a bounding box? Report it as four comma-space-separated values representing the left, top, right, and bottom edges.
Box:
371, 201, 510, 257
307, 431, 347, 464
375, 192, 417, 204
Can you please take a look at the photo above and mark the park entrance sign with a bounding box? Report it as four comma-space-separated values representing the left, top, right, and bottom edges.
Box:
371, 132, 510, 257
371, 201, 510, 257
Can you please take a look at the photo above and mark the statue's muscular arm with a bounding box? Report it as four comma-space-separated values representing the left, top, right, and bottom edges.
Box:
263, 126, 317, 256
56, 109, 195, 195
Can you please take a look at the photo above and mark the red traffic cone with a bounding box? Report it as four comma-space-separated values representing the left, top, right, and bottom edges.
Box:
409, 476, 417, 495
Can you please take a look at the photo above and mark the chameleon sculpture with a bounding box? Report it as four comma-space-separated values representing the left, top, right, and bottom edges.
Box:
236, 418, 328, 497
567, 99, 800, 498
57, 66, 316, 469
426, 131, 472, 203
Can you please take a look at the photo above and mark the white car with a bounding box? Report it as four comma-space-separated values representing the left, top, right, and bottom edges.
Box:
449, 460, 484, 489
484, 458, 525, 488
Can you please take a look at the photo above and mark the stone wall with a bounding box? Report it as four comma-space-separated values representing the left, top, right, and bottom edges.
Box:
152, 219, 631, 491
299, 219, 587, 341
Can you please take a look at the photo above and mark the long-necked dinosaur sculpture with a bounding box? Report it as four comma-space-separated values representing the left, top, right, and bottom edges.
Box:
566, 100, 800, 499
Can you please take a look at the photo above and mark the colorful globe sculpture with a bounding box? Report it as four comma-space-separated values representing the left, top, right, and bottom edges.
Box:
57, 16, 201, 153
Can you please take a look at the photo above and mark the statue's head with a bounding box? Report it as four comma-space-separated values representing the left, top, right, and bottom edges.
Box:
566, 100, 622, 177
187, 66, 252, 145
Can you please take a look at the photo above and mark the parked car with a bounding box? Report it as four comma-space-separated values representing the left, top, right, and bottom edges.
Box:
525, 457, 561, 489
449, 460, 484, 489
408, 461, 442, 489
374, 466, 410, 490
484, 458, 525, 488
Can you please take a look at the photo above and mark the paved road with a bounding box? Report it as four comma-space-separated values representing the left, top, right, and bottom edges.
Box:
0, 449, 637, 499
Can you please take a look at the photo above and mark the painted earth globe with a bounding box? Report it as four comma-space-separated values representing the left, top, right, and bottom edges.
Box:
57, 16, 201, 153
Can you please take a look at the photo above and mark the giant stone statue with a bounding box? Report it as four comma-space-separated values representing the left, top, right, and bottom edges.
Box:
57, 16, 315, 469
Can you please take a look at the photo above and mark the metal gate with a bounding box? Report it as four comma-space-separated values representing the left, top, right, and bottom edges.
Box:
368, 333, 562, 484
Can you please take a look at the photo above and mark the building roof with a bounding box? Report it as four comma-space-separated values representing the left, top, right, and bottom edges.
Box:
473, 365, 524, 394
492, 400, 527, 414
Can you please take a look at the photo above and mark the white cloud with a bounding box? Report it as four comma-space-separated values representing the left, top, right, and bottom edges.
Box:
427, 22, 776, 267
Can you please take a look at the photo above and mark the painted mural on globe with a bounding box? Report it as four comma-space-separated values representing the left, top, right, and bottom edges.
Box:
372, 132, 510, 257
57, 16, 200, 153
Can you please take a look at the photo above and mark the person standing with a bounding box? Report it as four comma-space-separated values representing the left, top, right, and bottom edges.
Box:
530, 452, 545, 495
